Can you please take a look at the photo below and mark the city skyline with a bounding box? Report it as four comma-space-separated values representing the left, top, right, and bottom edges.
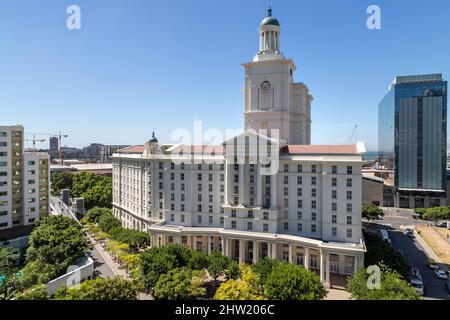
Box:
1, 0, 450, 151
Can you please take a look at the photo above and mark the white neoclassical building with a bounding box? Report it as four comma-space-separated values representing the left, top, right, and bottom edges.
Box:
112, 9, 366, 287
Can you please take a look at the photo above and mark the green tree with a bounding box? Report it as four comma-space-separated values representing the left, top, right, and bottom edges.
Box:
347, 266, 421, 300
153, 268, 206, 300
53, 277, 141, 300
82, 207, 111, 224
139, 247, 179, 290
225, 261, 240, 280
21, 216, 91, 288
98, 213, 121, 233
364, 231, 409, 278
187, 250, 208, 270
50, 172, 73, 196
214, 265, 265, 300
252, 257, 282, 285
264, 263, 326, 300
206, 250, 232, 281
422, 206, 450, 225
414, 208, 426, 219
14, 284, 48, 300
362, 204, 384, 222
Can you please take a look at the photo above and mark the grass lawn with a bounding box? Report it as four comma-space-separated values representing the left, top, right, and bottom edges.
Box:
416, 226, 450, 268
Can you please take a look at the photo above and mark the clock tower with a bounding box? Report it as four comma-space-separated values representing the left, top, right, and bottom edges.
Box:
243, 8, 313, 145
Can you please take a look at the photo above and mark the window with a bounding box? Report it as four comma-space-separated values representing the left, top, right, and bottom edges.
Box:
231, 210, 236, 217
262, 211, 269, 220
233, 186, 238, 194
181, 215, 185, 222
0, 222, 8, 228
171, 163, 175, 170
220, 174, 224, 182
311, 188, 316, 197
347, 191, 352, 200
247, 222, 253, 230
297, 176, 302, 185
220, 217, 224, 225
208, 174, 213, 181
332, 215, 337, 224
234, 175, 239, 183
170, 214, 174, 221
332, 190, 337, 199
332, 202, 337, 211
231, 221, 236, 229
0, 172, 6, 176
297, 199, 302, 208
311, 200, 316, 209
284, 199, 289, 207
297, 211, 302, 220
0, 200, 7, 206
209, 194, 213, 202
0, 152, 6, 157
0, 191, 7, 196
198, 164, 202, 170
284, 164, 289, 172
283, 222, 289, 231
284, 176, 289, 184
28, 179, 35, 184
181, 163, 185, 170
347, 216, 352, 225
181, 204, 185, 211
346, 228, 352, 238
332, 178, 337, 187
263, 223, 269, 232
181, 194, 185, 201
181, 173, 184, 181
297, 223, 302, 232
220, 184, 224, 192
209, 205, 213, 213
198, 184, 202, 191
171, 193, 175, 201
220, 164, 224, 171
181, 184, 185, 191
158, 172, 163, 179
311, 165, 317, 173
332, 165, 337, 174
311, 212, 316, 221
0, 211, 7, 216
284, 187, 288, 196
0, 132, 6, 137
249, 175, 254, 184
347, 178, 352, 187
209, 216, 213, 224
27, 160, 35, 166
332, 227, 337, 237
209, 164, 213, 171
347, 166, 353, 174
198, 215, 202, 223
197, 173, 202, 181
311, 177, 316, 185
248, 210, 254, 218
171, 183, 175, 191
198, 204, 202, 212
297, 188, 302, 196
297, 164, 302, 173
159, 162, 163, 169
347, 203, 352, 212
311, 224, 316, 233
28, 207, 36, 213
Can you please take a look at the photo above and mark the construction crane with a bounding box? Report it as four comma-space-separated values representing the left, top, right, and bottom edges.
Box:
25, 135, 46, 151
26, 131, 69, 164
348, 125, 358, 144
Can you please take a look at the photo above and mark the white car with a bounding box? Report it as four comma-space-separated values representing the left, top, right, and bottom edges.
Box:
410, 279, 424, 295
434, 269, 448, 280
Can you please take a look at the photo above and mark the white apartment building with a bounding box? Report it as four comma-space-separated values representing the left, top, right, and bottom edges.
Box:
0, 125, 50, 230
112, 9, 366, 287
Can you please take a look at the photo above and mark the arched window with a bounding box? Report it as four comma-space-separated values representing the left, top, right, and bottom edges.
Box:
248, 210, 254, 218
259, 81, 273, 110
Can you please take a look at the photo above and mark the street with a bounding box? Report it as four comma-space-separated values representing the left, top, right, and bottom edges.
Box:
50, 196, 117, 279
379, 207, 450, 300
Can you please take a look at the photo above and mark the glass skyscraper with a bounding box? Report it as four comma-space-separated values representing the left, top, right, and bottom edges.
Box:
378, 74, 447, 208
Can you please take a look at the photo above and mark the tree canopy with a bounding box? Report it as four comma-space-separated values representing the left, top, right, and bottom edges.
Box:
363, 231, 409, 278
263, 262, 326, 300
251, 257, 282, 285
52, 277, 141, 300
347, 266, 421, 300
422, 206, 450, 224
362, 204, 384, 221
153, 268, 206, 300
214, 265, 265, 300
51, 172, 112, 210
206, 250, 233, 281
20, 215, 91, 287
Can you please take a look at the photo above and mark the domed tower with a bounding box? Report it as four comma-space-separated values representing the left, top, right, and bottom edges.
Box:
143, 132, 160, 156
243, 8, 313, 145
254, 7, 284, 62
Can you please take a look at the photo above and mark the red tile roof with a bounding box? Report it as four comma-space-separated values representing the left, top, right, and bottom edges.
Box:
117, 145, 145, 154
285, 145, 358, 155
171, 145, 224, 155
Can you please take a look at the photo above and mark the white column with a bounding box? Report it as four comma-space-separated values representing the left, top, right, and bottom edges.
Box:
207, 236, 212, 255
326, 252, 330, 284
256, 164, 262, 206
239, 162, 245, 205
270, 174, 277, 208
191, 235, 195, 250
227, 239, 232, 258
304, 247, 309, 270
276, 32, 280, 51
271, 242, 277, 259
239, 239, 244, 263
353, 255, 358, 274
221, 237, 225, 255
288, 244, 293, 263
253, 241, 259, 264
320, 250, 324, 282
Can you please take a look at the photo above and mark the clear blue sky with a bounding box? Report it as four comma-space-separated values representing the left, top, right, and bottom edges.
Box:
1, 0, 449, 151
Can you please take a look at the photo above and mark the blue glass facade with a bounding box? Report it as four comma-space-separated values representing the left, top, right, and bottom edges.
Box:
378, 74, 447, 202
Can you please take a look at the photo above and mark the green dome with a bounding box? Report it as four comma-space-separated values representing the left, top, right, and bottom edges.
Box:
260, 7, 279, 27
260, 16, 280, 27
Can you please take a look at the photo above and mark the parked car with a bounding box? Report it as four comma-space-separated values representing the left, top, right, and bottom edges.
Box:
406, 229, 414, 238
434, 269, 448, 280
436, 221, 449, 228
410, 279, 424, 295
377, 215, 383, 220
427, 259, 439, 270
410, 268, 422, 280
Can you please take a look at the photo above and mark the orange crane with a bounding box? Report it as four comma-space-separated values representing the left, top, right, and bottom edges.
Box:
26, 131, 69, 164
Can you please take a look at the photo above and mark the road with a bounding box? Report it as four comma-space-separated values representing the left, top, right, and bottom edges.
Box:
379, 207, 450, 300
50, 196, 116, 279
